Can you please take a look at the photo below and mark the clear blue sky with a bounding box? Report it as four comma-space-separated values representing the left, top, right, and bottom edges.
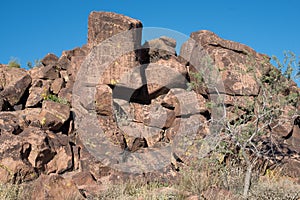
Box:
0, 0, 299, 83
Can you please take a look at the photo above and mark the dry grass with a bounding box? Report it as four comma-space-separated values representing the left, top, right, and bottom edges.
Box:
1, 158, 299, 200
0, 183, 27, 200
248, 171, 300, 200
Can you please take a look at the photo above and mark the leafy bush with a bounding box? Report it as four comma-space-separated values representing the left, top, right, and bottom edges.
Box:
42, 93, 69, 105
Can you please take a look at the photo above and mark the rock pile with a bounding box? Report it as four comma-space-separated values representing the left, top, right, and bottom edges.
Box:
0, 11, 299, 199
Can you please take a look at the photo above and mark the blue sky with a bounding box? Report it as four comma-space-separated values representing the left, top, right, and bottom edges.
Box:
0, 0, 299, 83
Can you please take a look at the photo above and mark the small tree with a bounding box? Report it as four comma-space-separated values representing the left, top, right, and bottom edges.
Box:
188, 52, 299, 198
221, 53, 299, 198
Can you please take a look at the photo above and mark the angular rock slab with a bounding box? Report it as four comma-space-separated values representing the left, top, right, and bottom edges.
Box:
39, 100, 70, 131
145, 62, 188, 97
26, 79, 51, 108
162, 88, 207, 116
119, 122, 164, 148
0, 67, 32, 107
180, 30, 272, 96
88, 11, 142, 48
28, 174, 83, 200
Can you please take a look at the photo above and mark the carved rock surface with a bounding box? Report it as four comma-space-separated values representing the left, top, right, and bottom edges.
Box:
0, 11, 299, 199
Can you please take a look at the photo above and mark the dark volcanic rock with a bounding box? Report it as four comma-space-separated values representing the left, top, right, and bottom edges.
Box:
41, 53, 59, 66
143, 36, 177, 62
88, 11, 143, 48
0, 66, 32, 108
0, 11, 299, 199
39, 100, 70, 131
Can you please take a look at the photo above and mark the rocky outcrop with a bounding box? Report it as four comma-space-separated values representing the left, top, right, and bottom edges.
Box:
87, 11, 143, 48
0, 11, 299, 198
0, 67, 31, 110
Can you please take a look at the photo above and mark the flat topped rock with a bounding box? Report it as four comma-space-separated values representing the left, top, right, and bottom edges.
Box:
143, 36, 177, 61
88, 11, 143, 47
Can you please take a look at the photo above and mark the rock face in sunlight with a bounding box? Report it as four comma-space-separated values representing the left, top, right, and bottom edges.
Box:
87, 11, 143, 48
0, 11, 299, 199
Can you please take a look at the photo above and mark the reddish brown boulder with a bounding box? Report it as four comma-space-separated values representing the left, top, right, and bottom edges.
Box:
88, 11, 142, 48
20, 127, 56, 172
162, 88, 207, 116
145, 62, 187, 97
28, 174, 83, 200
46, 134, 73, 174
95, 84, 114, 116
0, 66, 31, 107
51, 78, 64, 94
143, 36, 177, 62
26, 79, 51, 108
180, 30, 271, 96
39, 100, 70, 131
41, 53, 59, 66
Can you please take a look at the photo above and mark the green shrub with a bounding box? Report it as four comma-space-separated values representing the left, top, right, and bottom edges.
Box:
8, 58, 20, 68
26, 59, 42, 69
42, 93, 69, 105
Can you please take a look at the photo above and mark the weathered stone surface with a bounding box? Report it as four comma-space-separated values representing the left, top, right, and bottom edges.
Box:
0, 127, 50, 183
143, 36, 177, 62
58, 81, 73, 103
127, 100, 175, 129
269, 105, 295, 138
0, 66, 31, 107
120, 122, 164, 148
28, 174, 83, 200
62, 47, 88, 61
180, 30, 271, 96
39, 100, 70, 131
66, 54, 86, 83
40, 65, 60, 80
287, 117, 300, 152
20, 127, 56, 172
166, 114, 208, 141
145, 62, 187, 97
64, 171, 101, 198
88, 11, 142, 48
167, 114, 209, 162
99, 51, 142, 87
0, 113, 23, 135
57, 55, 86, 103
95, 84, 114, 116
46, 145, 73, 174
11, 108, 41, 128
0, 157, 36, 184
282, 159, 300, 183
30, 64, 60, 80
41, 53, 59, 66
0, 11, 299, 198
57, 55, 71, 70
51, 78, 64, 94
26, 79, 51, 108
144, 102, 176, 129
162, 88, 207, 116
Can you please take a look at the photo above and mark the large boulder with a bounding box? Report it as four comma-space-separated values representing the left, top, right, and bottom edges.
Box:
0, 66, 31, 109
143, 36, 177, 62
180, 30, 271, 96
39, 100, 70, 131
88, 11, 142, 48
26, 79, 51, 108
27, 174, 84, 200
